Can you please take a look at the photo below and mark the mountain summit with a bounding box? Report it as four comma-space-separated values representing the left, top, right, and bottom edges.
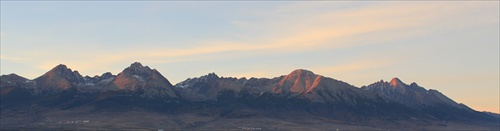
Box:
32, 64, 84, 94
389, 77, 405, 87
273, 69, 322, 94
0, 73, 29, 88
112, 62, 178, 98
362, 78, 470, 109
41, 64, 85, 84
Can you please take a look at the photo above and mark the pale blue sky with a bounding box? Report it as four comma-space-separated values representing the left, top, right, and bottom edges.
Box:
1, 1, 498, 113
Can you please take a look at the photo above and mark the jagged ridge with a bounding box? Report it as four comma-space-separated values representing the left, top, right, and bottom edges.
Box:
1, 62, 498, 129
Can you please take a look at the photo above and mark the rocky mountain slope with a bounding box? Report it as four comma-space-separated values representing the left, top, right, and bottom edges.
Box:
1, 62, 498, 130
361, 78, 492, 121
362, 78, 468, 109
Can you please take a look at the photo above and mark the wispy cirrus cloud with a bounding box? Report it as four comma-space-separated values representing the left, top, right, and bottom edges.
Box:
33, 2, 494, 76
0, 54, 28, 63
125, 2, 496, 60
14, 2, 493, 78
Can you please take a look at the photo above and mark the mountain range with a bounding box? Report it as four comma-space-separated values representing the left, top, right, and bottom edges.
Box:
1, 62, 498, 130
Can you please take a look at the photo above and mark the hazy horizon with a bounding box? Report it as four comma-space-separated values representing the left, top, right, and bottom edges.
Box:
1, 1, 498, 114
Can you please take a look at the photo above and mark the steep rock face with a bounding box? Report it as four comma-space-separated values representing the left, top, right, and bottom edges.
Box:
112, 62, 178, 98
32, 64, 84, 94
273, 69, 322, 94
362, 78, 468, 109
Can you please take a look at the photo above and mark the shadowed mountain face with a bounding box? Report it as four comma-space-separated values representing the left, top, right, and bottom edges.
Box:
362, 78, 469, 109
360, 78, 494, 122
1, 63, 498, 130
0, 74, 28, 88
82, 72, 115, 86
